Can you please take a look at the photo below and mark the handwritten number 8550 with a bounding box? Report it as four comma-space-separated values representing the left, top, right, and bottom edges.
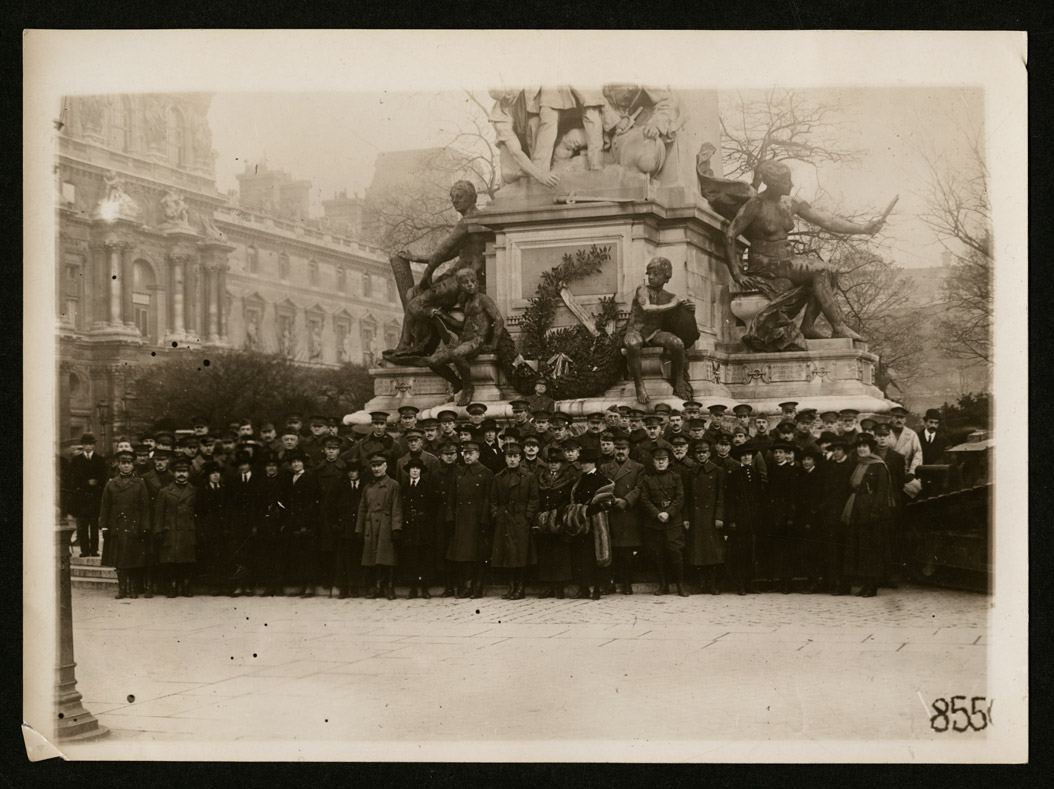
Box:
930, 696, 993, 732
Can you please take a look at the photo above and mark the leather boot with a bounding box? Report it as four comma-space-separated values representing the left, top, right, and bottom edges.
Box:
555, 585, 565, 599
590, 586, 602, 601
385, 580, 397, 601
511, 582, 525, 600
128, 573, 138, 599
501, 583, 515, 600
420, 586, 432, 599
408, 586, 419, 600
143, 569, 153, 599
115, 573, 127, 600
470, 579, 485, 599
653, 569, 668, 596
538, 586, 553, 599
166, 572, 177, 598
573, 585, 591, 599
338, 587, 348, 600
442, 586, 456, 597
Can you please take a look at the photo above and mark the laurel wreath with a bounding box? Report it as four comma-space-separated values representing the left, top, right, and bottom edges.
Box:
496, 244, 628, 400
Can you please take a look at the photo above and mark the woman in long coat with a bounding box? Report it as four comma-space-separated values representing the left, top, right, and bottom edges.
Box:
99, 449, 151, 599
489, 443, 539, 600
532, 446, 576, 598
686, 441, 725, 594
842, 435, 894, 597
153, 458, 197, 597
356, 453, 403, 600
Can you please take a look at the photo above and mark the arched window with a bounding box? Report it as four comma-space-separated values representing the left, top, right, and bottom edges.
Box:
167, 108, 186, 167
132, 260, 158, 343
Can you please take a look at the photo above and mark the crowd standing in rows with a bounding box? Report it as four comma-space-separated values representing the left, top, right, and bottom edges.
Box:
61, 399, 948, 602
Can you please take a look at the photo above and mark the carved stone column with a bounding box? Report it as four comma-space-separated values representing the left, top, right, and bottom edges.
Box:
120, 245, 134, 328
183, 257, 200, 341
206, 264, 220, 342
200, 239, 234, 346
166, 252, 189, 341
106, 240, 122, 326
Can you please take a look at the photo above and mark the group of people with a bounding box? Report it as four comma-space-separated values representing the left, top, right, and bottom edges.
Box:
61, 398, 949, 602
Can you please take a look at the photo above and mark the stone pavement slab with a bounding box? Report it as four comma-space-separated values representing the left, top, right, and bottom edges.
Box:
61, 583, 992, 758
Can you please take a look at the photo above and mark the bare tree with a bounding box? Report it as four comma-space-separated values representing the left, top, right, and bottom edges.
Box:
364, 90, 501, 255
721, 88, 864, 188
917, 126, 992, 369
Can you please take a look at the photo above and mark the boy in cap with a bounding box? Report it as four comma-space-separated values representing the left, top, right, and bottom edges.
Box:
154, 457, 197, 597
446, 440, 495, 598
489, 442, 540, 600
712, 433, 738, 474
724, 442, 765, 595
401, 457, 441, 599
561, 436, 583, 472
357, 453, 403, 600
99, 448, 151, 599
639, 447, 688, 596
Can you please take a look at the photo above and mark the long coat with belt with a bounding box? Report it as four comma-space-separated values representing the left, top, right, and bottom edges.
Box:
98, 473, 151, 569
153, 481, 197, 565
356, 475, 403, 567
489, 465, 539, 568
599, 457, 645, 548
446, 463, 494, 563
686, 460, 725, 566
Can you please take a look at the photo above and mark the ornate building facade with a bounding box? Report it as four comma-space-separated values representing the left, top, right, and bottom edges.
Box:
56, 93, 403, 447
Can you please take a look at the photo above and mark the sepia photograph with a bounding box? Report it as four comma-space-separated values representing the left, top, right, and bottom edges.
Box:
23, 30, 1027, 762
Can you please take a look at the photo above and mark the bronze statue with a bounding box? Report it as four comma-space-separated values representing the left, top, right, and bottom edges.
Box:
384, 180, 488, 364
722, 160, 887, 350
532, 86, 606, 174
623, 256, 699, 405
399, 269, 504, 406
488, 88, 561, 188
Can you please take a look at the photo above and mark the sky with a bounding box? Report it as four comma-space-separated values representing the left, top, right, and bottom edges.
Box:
207, 86, 985, 270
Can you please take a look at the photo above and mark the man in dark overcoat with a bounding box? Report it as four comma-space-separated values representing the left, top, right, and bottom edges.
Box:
140, 447, 174, 597
639, 447, 688, 596
226, 450, 263, 596
281, 449, 321, 597
400, 457, 442, 599
256, 453, 287, 596
766, 439, 802, 593
153, 457, 197, 597
567, 447, 613, 600
686, 439, 725, 595
333, 463, 365, 598
70, 432, 108, 557
489, 443, 540, 600
724, 442, 765, 595
820, 437, 855, 595
599, 437, 644, 595
315, 436, 348, 595
446, 441, 494, 598
795, 445, 826, 593
99, 448, 151, 599
432, 441, 461, 596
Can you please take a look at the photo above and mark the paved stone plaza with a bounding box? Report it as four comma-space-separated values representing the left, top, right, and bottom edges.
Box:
61, 583, 990, 759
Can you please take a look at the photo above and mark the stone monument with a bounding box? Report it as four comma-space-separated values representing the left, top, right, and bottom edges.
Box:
348, 85, 897, 427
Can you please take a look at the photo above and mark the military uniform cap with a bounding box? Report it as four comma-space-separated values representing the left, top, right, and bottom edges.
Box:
503, 442, 524, 456
613, 436, 631, 448
170, 456, 191, 470
670, 434, 690, 445
418, 418, 438, 428
466, 402, 488, 415
650, 447, 672, 460
461, 440, 481, 452
531, 410, 553, 420
859, 418, 878, 430
153, 432, 173, 444
437, 410, 458, 422
778, 401, 798, 410
707, 404, 728, 415
322, 435, 343, 447
629, 409, 646, 418
687, 418, 707, 428
367, 451, 389, 464
398, 405, 420, 416
682, 400, 703, 410
115, 448, 136, 461
437, 441, 460, 453
152, 447, 173, 458
643, 415, 663, 426
776, 421, 796, 433
550, 413, 570, 425
839, 408, 860, 417
653, 403, 672, 414
795, 410, 816, 422
820, 411, 840, 421
617, 405, 632, 415
522, 436, 540, 446
587, 412, 605, 421
509, 399, 530, 410
369, 411, 390, 423
732, 404, 753, 416
872, 422, 892, 436
199, 434, 216, 445
715, 432, 733, 444
133, 443, 151, 454
562, 437, 582, 450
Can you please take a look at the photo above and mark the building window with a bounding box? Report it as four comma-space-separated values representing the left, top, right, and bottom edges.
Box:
167, 108, 186, 167
337, 267, 346, 294
309, 260, 319, 287
247, 245, 258, 274
278, 252, 290, 280
132, 260, 157, 343
362, 273, 372, 299
63, 260, 82, 329
384, 330, 398, 350
361, 325, 376, 366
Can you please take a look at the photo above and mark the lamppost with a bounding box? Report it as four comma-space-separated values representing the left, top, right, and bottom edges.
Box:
95, 400, 113, 451
55, 517, 108, 741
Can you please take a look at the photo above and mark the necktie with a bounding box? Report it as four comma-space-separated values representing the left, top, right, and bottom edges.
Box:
243, 473, 248, 483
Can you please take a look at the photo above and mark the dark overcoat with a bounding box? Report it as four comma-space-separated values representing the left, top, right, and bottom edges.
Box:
842, 457, 894, 579
70, 451, 108, 518
315, 459, 348, 552
687, 460, 725, 566
532, 464, 575, 582
490, 465, 539, 568
446, 463, 494, 563
599, 458, 644, 548
153, 482, 197, 565
401, 476, 442, 553
98, 473, 150, 569
356, 475, 402, 566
